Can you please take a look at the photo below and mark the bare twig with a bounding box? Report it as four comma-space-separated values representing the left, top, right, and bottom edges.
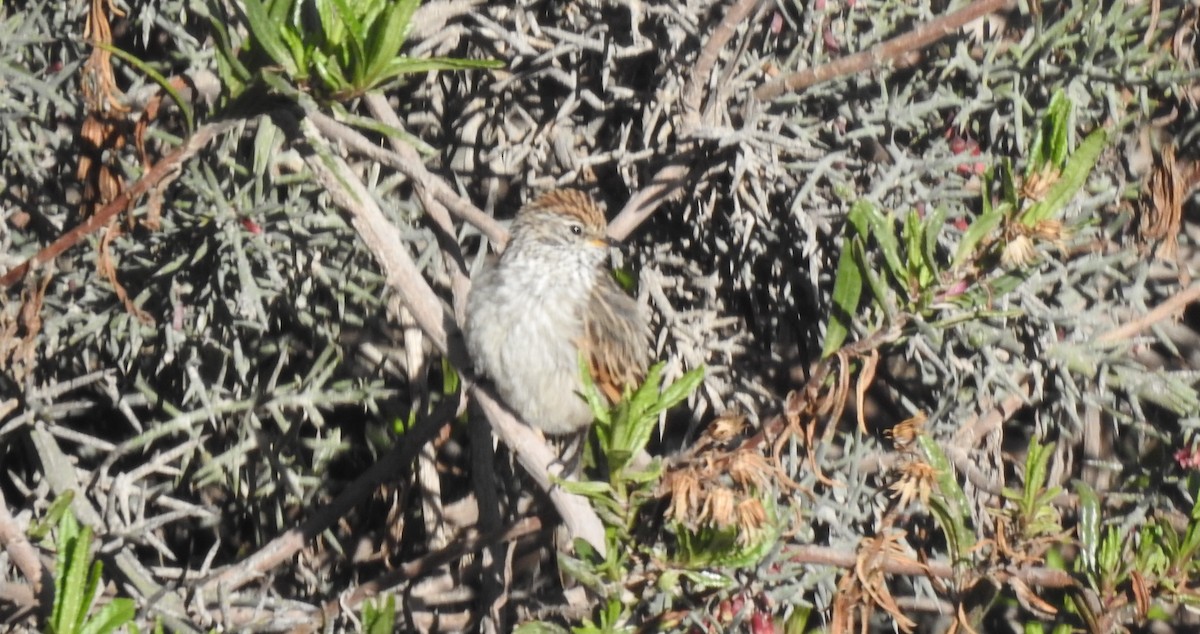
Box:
198, 392, 459, 594
784, 543, 1078, 589
681, 0, 763, 126
0, 120, 238, 289
609, 0, 762, 240
607, 158, 694, 241
1097, 282, 1200, 344
322, 517, 541, 622
0, 581, 37, 625
754, 0, 1015, 101
0, 489, 44, 606
307, 105, 507, 246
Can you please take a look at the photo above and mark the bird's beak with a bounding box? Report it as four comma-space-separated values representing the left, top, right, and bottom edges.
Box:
591, 235, 620, 249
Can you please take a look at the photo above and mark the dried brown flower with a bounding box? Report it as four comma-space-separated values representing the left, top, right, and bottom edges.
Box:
701, 486, 737, 529
1019, 167, 1060, 202
886, 411, 927, 450
707, 412, 748, 443
728, 449, 771, 491
1000, 234, 1038, 268
735, 498, 768, 543
889, 461, 937, 509
664, 469, 702, 525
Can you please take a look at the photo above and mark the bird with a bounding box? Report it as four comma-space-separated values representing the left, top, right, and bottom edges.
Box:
464, 189, 648, 443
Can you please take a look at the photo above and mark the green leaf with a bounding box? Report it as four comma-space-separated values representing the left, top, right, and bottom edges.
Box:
277, 27, 310, 82
1019, 128, 1107, 226
785, 605, 813, 634
375, 56, 505, 84
1028, 89, 1071, 176
56, 518, 93, 634
846, 199, 871, 237
362, 593, 395, 634
852, 201, 905, 291
79, 598, 135, 634
655, 365, 705, 414
327, 0, 368, 81
1023, 439, 1054, 513
918, 434, 976, 560
902, 209, 924, 285
608, 363, 687, 463
558, 478, 615, 497
204, 5, 252, 89
999, 158, 1018, 208
93, 42, 195, 133
363, 0, 419, 84
1074, 479, 1100, 575
859, 243, 894, 317
242, 0, 299, 77
30, 491, 74, 540
823, 235, 865, 357
557, 552, 608, 593
1048, 93, 1071, 169
441, 357, 460, 396
312, 50, 350, 93
77, 559, 103, 632
673, 569, 735, 592
1097, 525, 1123, 582
921, 207, 947, 287
330, 106, 437, 156
952, 207, 1004, 269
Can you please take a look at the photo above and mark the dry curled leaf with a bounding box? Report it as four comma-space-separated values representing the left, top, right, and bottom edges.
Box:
1139, 142, 1184, 259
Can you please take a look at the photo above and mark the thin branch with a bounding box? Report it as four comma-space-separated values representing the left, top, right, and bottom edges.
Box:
784, 543, 1078, 589
609, 0, 762, 240
322, 517, 542, 621
1097, 282, 1200, 344
307, 105, 507, 246
680, 0, 763, 126
607, 159, 693, 241
0, 119, 238, 288
198, 391, 458, 594
754, 0, 1015, 101
0, 489, 44, 607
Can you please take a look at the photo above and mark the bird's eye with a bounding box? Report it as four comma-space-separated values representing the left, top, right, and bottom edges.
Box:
569, 224, 583, 236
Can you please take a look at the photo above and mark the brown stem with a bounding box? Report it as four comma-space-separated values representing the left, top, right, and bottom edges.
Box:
321, 517, 542, 621
754, 0, 1015, 101
198, 391, 458, 594
0, 489, 44, 609
785, 543, 1078, 588
0, 120, 237, 289
1097, 283, 1200, 344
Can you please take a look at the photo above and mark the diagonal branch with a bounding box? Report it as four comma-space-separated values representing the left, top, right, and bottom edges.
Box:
754, 0, 1015, 101
285, 108, 609, 557
0, 120, 238, 289
608, 0, 763, 241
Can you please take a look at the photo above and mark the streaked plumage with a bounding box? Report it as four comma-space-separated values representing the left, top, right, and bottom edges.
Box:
465, 190, 648, 435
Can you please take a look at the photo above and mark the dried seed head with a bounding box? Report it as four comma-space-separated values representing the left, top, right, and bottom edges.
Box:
664, 470, 703, 525
886, 411, 927, 450
1001, 234, 1038, 268
889, 461, 937, 509
728, 450, 771, 491
701, 486, 737, 528
707, 412, 748, 443
735, 498, 768, 543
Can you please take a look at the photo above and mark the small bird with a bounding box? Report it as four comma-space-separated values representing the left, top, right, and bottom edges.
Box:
464, 190, 648, 440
